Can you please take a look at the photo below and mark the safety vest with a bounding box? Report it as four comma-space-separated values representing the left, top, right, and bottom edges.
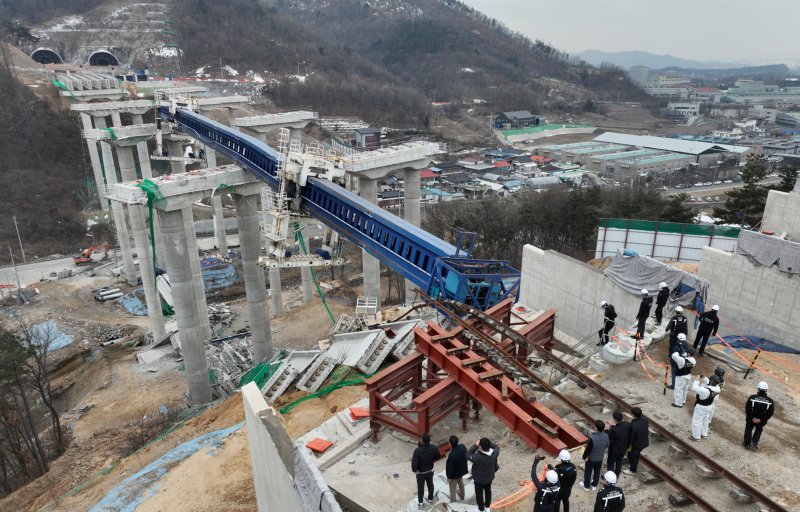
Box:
676, 359, 693, 376
696, 388, 717, 406
536, 483, 560, 505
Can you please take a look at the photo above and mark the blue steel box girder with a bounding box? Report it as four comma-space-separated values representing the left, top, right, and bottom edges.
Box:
160, 107, 520, 309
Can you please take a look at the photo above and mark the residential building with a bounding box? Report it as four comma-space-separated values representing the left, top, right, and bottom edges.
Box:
494, 111, 544, 129
355, 127, 381, 149
627, 65, 650, 86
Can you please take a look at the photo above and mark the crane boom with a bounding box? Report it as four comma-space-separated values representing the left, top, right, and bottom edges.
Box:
160, 106, 520, 310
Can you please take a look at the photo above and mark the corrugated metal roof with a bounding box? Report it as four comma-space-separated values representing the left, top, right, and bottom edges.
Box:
594, 132, 748, 155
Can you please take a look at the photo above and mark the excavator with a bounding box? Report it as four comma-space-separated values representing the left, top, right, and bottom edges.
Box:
73, 242, 110, 265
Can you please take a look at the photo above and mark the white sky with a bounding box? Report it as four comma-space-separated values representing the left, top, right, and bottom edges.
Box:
458, 0, 799, 65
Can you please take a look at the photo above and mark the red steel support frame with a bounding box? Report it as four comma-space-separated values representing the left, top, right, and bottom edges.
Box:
365, 303, 585, 454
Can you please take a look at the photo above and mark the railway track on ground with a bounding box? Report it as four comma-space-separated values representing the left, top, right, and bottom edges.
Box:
419, 294, 787, 512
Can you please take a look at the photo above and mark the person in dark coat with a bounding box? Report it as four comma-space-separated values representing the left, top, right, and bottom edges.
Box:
743, 381, 775, 450
594, 471, 625, 512
666, 308, 689, 388
693, 305, 720, 355
635, 289, 652, 340
623, 407, 649, 475
468, 438, 500, 512
597, 300, 617, 346
531, 454, 560, 512
606, 411, 630, 477
411, 432, 441, 507
445, 435, 468, 501
655, 282, 670, 326
553, 450, 577, 512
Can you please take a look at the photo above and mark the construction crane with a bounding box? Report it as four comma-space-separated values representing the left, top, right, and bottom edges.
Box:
159, 105, 520, 310
73, 242, 110, 266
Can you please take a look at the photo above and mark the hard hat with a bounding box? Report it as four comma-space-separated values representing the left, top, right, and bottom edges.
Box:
659, 282, 668, 289
546, 470, 559, 484
675, 306, 683, 313
599, 300, 608, 307
604, 471, 617, 484
677, 333, 686, 341
712, 305, 720, 311
641, 289, 649, 295
559, 449, 571, 461
757, 381, 769, 391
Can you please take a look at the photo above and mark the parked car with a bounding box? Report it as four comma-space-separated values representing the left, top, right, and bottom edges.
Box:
703, 182, 712, 186
689, 196, 697, 202
713, 180, 722, 185
723, 179, 733, 183
694, 183, 704, 187
705, 196, 713, 201
714, 196, 720, 201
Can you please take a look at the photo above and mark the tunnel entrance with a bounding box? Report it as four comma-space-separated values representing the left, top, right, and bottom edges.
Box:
88, 50, 119, 67
30, 48, 63, 64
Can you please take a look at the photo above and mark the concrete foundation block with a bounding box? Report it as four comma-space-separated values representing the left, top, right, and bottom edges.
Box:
668, 493, 693, 507
638, 470, 663, 484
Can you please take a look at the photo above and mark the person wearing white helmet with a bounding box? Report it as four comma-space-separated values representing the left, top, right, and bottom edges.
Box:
666, 307, 689, 388
694, 305, 720, 356
553, 450, 577, 512
667, 331, 689, 390
531, 454, 561, 512
671, 346, 696, 408
743, 381, 775, 450
655, 282, 670, 326
689, 374, 722, 441
597, 301, 617, 346
634, 289, 652, 340
594, 471, 625, 512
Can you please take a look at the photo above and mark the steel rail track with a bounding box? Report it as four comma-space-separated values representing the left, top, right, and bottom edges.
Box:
422, 295, 787, 512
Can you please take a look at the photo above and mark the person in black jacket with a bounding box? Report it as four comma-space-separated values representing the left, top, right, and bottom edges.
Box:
468, 438, 500, 512
743, 381, 775, 450
635, 289, 652, 340
623, 407, 649, 475
597, 301, 617, 346
606, 411, 630, 477
655, 282, 670, 326
553, 450, 577, 512
531, 454, 560, 512
594, 471, 625, 512
666, 308, 689, 388
446, 435, 468, 501
693, 305, 720, 355
411, 432, 441, 507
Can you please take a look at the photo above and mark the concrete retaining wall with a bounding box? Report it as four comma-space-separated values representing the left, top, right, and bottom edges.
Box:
698, 247, 800, 351
242, 383, 303, 512
762, 190, 800, 240
520, 244, 644, 340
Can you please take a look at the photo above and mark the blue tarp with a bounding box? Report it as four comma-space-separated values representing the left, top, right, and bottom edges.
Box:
32, 320, 74, 351
201, 258, 239, 291
710, 335, 800, 355
89, 422, 243, 512
118, 289, 148, 316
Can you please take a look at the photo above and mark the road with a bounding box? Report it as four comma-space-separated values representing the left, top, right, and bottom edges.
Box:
663, 176, 781, 197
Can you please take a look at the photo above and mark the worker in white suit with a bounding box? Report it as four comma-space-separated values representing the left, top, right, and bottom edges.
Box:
689, 374, 721, 441
671, 343, 696, 408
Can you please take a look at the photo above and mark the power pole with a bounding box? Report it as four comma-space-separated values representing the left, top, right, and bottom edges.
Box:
13, 216, 26, 263
8, 244, 24, 305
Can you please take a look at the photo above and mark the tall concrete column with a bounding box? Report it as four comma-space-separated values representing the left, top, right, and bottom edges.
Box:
132, 114, 152, 180
268, 268, 283, 315
182, 206, 211, 341
205, 146, 217, 168
129, 205, 166, 342
359, 177, 381, 312
211, 194, 228, 255
404, 168, 421, 305
80, 113, 108, 211
158, 208, 212, 404
116, 146, 138, 182
300, 220, 313, 304
236, 194, 273, 363
168, 140, 185, 173
96, 117, 137, 285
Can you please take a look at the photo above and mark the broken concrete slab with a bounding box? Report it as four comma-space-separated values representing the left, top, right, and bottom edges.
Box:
137, 345, 174, 365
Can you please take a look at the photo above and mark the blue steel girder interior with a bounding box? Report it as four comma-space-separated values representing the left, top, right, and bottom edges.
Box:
160, 107, 520, 309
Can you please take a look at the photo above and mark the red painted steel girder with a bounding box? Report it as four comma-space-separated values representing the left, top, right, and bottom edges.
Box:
415, 321, 586, 455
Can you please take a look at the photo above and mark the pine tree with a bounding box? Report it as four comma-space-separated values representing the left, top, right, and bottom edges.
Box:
772, 165, 798, 193
713, 153, 769, 228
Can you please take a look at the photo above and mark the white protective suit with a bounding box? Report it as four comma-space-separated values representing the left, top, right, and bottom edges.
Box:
671, 352, 695, 407
691, 377, 721, 440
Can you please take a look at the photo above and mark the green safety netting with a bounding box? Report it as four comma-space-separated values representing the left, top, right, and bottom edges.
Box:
135, 179, 171, 315
102, 127, 118, 140
238, 349, 289, 389
278, 366, 371, 414
50, 79, 76, 100
294, 221, 335, 325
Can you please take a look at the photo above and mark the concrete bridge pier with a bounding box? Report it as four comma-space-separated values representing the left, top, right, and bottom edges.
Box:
359, 177, 382, 312
404, 168, 421, 305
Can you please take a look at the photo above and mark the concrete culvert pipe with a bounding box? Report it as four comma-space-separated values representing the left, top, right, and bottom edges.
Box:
88, 50, 119, 67
30, 48, 63, 64
602, 342, 635, 364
